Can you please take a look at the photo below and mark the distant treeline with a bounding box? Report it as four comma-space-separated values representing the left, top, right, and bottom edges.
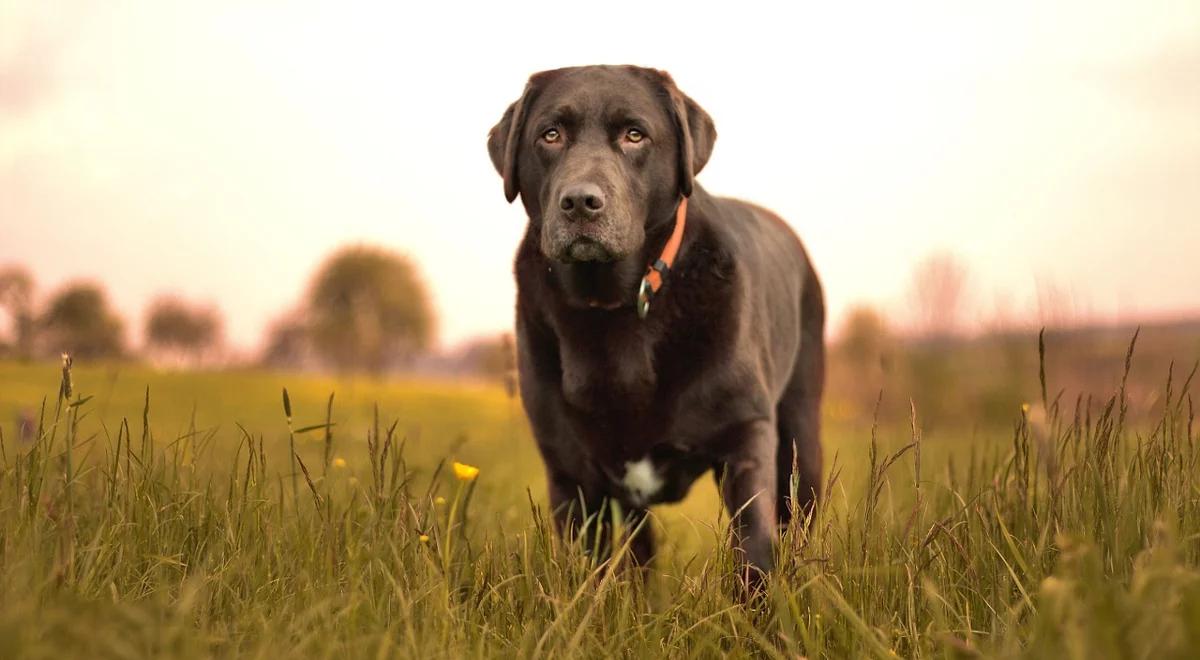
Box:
0, 245, 443, 373
830, 306, 1200, 429
3, 252, 1197, 430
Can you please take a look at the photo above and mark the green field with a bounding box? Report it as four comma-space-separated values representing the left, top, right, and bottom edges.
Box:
1, 356, 1198, 658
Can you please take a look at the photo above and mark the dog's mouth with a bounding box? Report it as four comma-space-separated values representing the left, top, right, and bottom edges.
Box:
562, 237, 615, 263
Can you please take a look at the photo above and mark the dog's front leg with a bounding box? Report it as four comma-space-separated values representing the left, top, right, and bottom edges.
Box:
547, 471, 599, 545
626, 508, 655, 567
716, 420, 778, 584
546, 471, 628, 564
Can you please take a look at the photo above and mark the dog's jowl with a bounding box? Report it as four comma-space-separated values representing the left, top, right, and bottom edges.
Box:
488, 65, 825, 579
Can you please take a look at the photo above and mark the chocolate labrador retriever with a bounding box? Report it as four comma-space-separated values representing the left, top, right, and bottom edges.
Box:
487, 65, 824, 578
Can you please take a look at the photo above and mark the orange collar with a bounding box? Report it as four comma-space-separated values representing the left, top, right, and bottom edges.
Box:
637, 197, 688, 319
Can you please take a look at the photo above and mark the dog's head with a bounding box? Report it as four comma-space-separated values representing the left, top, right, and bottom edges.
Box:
488, 66, 716, 265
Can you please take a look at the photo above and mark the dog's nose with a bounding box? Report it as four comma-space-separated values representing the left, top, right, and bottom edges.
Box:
559, 183, 605, 220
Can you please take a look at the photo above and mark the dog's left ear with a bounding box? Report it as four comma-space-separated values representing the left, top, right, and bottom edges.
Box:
653, 71, 717, 198
487, 78, 539, 204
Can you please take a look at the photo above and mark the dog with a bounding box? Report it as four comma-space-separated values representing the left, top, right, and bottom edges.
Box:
487, 65, 824, 579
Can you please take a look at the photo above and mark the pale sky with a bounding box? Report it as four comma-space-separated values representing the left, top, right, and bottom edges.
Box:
2, 0, 1198, 352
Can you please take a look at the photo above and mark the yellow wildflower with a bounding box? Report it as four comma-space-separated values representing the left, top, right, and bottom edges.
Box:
1021, 402, 1031, 414
419, 534, 430, 543
434, 496, 446, 506
333, 457, 347, 469
452, 461, 479, 482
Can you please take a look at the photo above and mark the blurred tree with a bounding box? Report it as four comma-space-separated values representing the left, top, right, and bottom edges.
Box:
834, 305, 895, 420
144, 296, 222, 365
838, 306, 893, 372
904, 253, 972, 427
1035, 278, 1080, 330
0, 265, 36, 361
260, 309, 312, 369
39, 283, 125, 360
455, 333, 517, 393
908, 252, 970, 339
306, 246, 435, 373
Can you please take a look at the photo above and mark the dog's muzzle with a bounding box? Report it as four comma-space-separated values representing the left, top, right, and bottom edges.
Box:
565, 237, 614, 263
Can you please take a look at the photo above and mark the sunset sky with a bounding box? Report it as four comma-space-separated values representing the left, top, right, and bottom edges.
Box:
2, 1, 1197, 352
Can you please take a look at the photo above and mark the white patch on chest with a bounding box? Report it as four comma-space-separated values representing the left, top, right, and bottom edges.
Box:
622, 458, 664, 506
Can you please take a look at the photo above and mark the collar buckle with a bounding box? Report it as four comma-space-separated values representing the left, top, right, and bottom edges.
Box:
637, 277, 653, 319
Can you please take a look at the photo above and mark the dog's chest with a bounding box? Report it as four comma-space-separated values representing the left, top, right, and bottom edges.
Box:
603, 444, 711, 506
620, 458, 663, 505
553, 318, 717, 505
557, 326, 657, 415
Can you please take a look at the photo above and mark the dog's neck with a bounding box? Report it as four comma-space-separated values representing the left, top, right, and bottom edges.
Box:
551, 255, 643, 310
544, 204, 684, 312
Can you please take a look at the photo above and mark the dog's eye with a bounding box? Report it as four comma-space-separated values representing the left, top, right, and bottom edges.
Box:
542, 128, 561, 143
624, 128, 645, 143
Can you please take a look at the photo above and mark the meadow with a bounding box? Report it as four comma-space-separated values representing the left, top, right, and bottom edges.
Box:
1, 335, 1199, 658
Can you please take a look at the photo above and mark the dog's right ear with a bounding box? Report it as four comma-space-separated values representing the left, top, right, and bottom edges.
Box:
643, 69, 716, 199
487, 80, 538, 204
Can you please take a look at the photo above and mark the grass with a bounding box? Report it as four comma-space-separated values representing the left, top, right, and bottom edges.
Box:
0, 338, 1198, 658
